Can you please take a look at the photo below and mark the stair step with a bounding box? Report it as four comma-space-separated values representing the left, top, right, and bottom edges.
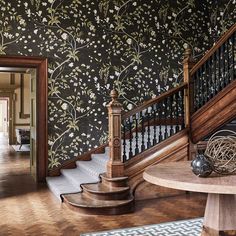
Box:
61, 167, 99, 189
100, 173, 129, 187
91, 153, 108, 166
46, 176, 81, 200
105, 146, 110, 154
82, 183, 130, 200
62, 193, 134, 215
76, 160, 106, 178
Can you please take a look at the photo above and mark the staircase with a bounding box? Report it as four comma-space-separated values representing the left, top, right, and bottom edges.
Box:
46, 23, 236, 215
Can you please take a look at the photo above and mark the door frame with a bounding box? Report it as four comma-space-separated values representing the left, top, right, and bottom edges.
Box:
0, 56, 48, 182
0, 94, 14, 143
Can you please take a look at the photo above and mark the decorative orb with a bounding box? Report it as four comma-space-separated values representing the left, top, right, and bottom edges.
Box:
205, 130, 236, 175
191, 153, 213, 177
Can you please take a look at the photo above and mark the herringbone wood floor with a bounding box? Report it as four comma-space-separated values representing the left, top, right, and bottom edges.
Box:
0, 133, 206, 236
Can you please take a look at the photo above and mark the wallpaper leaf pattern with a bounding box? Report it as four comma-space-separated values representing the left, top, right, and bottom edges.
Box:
0, 0, 235, 169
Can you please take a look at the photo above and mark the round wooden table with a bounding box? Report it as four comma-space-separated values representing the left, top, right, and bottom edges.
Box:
143, 161, 236, 236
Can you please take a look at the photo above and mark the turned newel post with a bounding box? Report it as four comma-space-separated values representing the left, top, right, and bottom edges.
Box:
106, 89, 124, 178
183, 44, 195, 129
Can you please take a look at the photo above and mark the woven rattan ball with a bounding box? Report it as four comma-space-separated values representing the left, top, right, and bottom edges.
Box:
205, 130, 236, 175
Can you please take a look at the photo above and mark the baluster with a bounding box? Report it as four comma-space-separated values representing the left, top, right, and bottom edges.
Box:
164, 98, 168, 139
128, 116, 133, 159
232, 33, 235, 80
152, 104, 157, 145
146, 108, 151, 148
199, 67, 204, 107
218, 47, 223, 91
204, 62, 208, 104
230, 35, 235, 81
195, 71, 200, 111
158, 102, 163, 142
141, 111, 145, 152
134, 113, 139, 155
175, 92, 180, 132
222, 44, 226, 88
214, 51, 217, 95
227, 39, 230, 85
207, 59, 212, 100
209, 57, 213, 99
180, 90, 185, 129
198, 69, 202, 110
207, 57, 212, 101
193, 74, 197, 110
170, 95, 174, 135
122, 119, 127, 162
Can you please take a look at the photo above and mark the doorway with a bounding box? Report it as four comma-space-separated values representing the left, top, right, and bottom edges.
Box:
0, 98, 8, 136
0, 56, 48, 182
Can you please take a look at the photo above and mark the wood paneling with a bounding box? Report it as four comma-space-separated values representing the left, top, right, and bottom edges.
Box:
14, 123, 30, 126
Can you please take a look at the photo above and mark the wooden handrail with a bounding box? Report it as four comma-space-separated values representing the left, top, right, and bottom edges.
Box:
122, 82, 188, 120
190, 23, 236, 76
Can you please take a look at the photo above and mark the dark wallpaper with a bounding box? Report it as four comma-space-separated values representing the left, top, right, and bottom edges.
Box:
0, 0, 235, 169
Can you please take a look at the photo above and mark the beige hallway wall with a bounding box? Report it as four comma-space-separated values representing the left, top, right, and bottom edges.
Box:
0, 100, 8, 134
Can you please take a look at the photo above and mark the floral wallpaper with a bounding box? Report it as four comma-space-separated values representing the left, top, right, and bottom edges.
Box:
0, 0, 235, 169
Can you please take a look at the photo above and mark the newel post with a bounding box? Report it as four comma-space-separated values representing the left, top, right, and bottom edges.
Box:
183, 44, 195, 129
183, 44, 196, 160
106, 89, 124, 178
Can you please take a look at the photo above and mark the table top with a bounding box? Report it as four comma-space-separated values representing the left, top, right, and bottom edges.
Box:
143, 161, 236, 194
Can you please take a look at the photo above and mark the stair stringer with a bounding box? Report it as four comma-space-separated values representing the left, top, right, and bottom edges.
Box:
191, 79, 236, 144
124, 129, 189, 200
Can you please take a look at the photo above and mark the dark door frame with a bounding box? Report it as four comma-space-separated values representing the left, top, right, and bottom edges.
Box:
0, 56, 48, 182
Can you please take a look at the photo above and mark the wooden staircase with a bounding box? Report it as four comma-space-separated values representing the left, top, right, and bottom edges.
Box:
47, 23, 236, 215
191, 79, 236, 143
63, 174, 134, 215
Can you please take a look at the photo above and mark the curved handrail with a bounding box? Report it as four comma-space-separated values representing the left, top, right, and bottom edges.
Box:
190, 23, 236, 76
122, 82, 188, 120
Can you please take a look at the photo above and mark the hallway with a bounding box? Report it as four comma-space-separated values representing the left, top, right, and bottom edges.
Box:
0, 137, 206, 235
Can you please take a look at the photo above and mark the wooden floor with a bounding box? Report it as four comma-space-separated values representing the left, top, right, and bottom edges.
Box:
0, 133, 207, 235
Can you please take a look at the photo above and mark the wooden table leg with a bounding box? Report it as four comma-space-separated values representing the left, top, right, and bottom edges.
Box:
201, 194, 236, 236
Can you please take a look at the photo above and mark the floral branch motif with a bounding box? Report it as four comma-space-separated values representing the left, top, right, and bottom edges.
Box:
0, 1, 26, 54
39, 0, 95, 169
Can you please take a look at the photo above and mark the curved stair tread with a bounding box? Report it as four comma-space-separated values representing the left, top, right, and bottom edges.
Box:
82, 182, 130, 194
63, 193, 134, 208
101, 173, 129, 182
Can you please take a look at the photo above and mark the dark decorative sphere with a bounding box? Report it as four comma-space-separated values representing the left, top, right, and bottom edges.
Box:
191, 153, 213, 177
